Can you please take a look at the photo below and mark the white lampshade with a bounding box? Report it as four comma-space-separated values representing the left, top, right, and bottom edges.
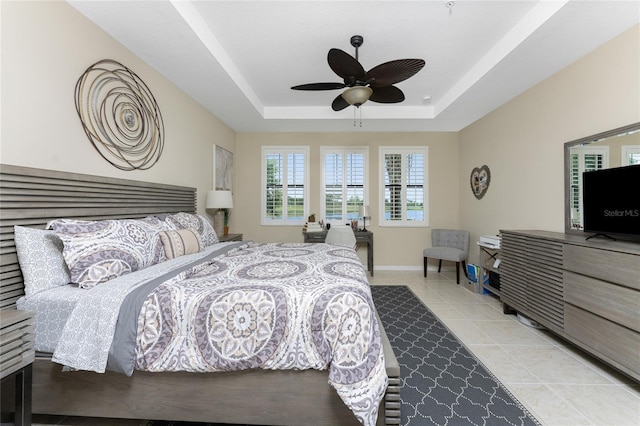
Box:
206, 190, 233, 209
342, 86, 373, 107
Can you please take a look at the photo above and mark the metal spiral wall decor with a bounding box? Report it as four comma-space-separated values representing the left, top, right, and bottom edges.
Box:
74, 59, 164, 170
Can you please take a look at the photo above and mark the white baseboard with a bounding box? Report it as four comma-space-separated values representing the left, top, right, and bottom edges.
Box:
374, 265, 456, 272
374, 265, 422, 271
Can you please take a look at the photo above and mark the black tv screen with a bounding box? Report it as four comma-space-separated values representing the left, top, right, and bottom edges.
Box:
583, 165, 640, 239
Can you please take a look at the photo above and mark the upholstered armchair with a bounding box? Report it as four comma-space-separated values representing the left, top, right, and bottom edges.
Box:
423, 229, 470, 284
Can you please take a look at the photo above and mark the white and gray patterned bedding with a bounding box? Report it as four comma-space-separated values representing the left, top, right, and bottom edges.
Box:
49, 241, 387, 426
17, 285, 83, 353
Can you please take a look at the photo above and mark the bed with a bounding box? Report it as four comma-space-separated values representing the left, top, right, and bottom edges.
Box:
0, 164, 401, 426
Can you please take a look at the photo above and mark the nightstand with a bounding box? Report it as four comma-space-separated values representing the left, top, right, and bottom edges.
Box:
1, 310, 35, 426
219, 233, 243, 242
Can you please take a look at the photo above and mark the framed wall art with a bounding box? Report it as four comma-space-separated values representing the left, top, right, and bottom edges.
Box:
213, 145, 233, 190
470, 165, 491, 199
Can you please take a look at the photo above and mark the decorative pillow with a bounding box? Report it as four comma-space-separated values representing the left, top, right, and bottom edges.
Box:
48, 217, 167, 289
158, 228, 203, 259
152, 213, 172, 221
164, 212, 219, 246
14, 226, 71, 296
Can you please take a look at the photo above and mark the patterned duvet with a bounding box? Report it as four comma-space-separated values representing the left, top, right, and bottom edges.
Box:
53, 242, 388, 425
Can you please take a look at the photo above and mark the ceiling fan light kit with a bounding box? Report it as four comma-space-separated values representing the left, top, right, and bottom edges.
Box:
291, 35, 425, 114
341, 86, 373, 106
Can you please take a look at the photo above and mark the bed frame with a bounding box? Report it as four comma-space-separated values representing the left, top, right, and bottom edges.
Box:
0, 164, 401, 425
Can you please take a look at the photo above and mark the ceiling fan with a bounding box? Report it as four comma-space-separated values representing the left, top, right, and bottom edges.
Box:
291, 35, 425, 111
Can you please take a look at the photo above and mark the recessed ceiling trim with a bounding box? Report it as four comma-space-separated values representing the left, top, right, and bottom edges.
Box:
170, 0, 264, 115
264, 105, 435, 120
434, 0, 570, 117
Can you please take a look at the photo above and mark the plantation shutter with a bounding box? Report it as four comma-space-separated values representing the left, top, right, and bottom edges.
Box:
380, 147, 428, 227
384, 153, 402, 221
324, 152, 343, 221
265, 153, 284, 221
406, 153, 425, 222
287, 152, 305, 222
322, 148, 367, 223
568, 146, 609, 230
262, 147, 308, 225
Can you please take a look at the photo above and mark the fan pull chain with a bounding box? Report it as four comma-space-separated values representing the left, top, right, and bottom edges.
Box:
353, 106, 364, 127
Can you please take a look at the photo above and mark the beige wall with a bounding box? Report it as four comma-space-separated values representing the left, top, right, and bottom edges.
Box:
234, 132, 459, 268
0, 1, 235, 213
459, 24, 640, 264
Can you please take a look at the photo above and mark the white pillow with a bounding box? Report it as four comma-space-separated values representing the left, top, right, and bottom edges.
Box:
14, 225, 71, 296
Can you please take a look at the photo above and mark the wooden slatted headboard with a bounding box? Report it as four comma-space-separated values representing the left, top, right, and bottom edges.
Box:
0, 164, 197, 309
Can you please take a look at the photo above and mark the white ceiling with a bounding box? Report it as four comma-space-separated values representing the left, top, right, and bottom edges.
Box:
68, 0, 639, 133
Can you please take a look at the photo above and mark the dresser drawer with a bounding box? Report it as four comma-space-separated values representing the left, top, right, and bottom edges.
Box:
564, 270, 640, 332
303, 232, 326, 243
565, 303, 640, 380
563, 244, 640, 290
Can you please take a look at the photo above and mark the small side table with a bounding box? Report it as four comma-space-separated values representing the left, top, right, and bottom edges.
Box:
1, 310, 35, 426
219, 233, 243, 242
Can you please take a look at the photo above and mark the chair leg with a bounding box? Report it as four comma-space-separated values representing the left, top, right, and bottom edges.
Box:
456, 262, 460, 284
438, 259, 442, 273
462, 260, 468, 278
423, 257, 428, 278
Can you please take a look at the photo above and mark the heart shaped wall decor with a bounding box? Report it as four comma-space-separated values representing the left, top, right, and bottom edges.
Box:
470, 165, 491, 200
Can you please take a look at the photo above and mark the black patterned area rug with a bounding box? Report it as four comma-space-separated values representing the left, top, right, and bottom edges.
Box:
371, 285, 541, 426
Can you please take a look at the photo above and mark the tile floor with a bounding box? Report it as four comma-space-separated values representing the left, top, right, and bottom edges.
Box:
29, 270, 640, 426
369, 270, 640, 426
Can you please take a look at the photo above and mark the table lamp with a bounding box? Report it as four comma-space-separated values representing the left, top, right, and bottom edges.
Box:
206, 190, 233, 236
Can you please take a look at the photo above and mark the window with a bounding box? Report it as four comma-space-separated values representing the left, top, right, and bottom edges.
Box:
569, 145, 609, 230
321, 147, 368, 224
261, 146, 309, 225
379, 147, 428, 227
621, 145, 640, 166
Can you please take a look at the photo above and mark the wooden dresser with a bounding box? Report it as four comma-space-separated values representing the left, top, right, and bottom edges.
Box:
1, 310, 35, 425
500, 230, 640, 382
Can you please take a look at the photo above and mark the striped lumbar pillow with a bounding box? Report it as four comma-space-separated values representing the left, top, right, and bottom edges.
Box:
158, 228, 203, 259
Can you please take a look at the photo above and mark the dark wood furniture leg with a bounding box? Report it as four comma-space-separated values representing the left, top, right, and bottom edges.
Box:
368, 233, 374, 276
15, 365, 32, 426
3, 365, 32, 426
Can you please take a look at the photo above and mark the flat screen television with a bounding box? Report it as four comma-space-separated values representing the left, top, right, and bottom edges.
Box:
583, 164, 640, 241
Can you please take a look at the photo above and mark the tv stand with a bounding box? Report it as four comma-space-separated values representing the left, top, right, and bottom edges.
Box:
585, 233, 617, 241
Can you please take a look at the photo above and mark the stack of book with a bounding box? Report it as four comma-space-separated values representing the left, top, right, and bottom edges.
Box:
303, 222, 323, 233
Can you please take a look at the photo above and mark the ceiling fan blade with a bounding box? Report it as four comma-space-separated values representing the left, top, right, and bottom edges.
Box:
331, 94, 350, 111
291, 82, 346, 91
328, 48, 365, 82
369, 85, 405, 103
366, 59, 425, 87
